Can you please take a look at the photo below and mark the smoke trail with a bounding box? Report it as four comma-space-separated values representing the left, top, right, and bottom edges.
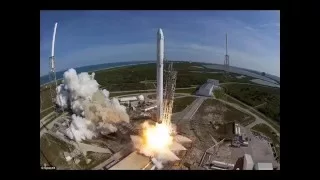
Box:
55, 68, 129, 142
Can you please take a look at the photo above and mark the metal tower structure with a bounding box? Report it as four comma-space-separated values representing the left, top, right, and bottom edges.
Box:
224, 33, 230, 73
163, 60, 177, 129
48, 23, 58, 111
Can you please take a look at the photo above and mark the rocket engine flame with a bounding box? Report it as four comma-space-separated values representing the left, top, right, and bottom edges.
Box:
131, 120, 186, 169
143, 123, 173, 151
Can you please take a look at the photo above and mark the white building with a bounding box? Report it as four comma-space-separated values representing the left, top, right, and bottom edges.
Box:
196, 79, 220, 97
243, 154, 254, 170
254, 163, 273, 170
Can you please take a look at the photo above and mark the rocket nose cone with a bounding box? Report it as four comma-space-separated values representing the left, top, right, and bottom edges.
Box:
157, 28, 164, 39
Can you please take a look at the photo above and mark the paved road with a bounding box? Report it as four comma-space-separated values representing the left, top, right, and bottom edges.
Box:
40, 106, 54, 113
176, 97, 206, 125
222, 94, 280, 134
254, 102, 267, 109
214, 97, 279, 135
92, 144, 133, 170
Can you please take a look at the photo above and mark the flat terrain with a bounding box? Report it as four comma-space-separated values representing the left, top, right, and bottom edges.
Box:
40, 62, 257, 117
251, 123, 280, 161
172, 96, 197, 113
250, 79, 280, 88
221, 83, 280, 124
40, 133, 77, 169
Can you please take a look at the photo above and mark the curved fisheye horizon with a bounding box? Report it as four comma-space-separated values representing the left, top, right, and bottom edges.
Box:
40, 10, 280, 171
40, 10, 280, 77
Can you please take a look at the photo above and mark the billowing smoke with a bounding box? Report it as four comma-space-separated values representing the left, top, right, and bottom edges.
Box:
138, 95, 144, 101
65, 114, 96, 142
56, 68, 129, 142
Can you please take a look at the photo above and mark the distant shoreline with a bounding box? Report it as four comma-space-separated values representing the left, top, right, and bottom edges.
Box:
40, 62, 153, 87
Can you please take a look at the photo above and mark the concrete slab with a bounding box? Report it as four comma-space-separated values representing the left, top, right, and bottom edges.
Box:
109, 151, 151, 170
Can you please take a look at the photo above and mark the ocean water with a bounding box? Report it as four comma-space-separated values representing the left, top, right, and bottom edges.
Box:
40, 61, 152, 85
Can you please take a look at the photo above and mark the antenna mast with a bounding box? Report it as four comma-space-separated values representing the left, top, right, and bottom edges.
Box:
224, 33, 230, 73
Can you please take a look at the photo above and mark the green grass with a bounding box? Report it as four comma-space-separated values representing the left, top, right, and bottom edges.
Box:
213, 89, 224, 98
198, 99, 255, 126
40, 133, 76, 169
175, 87, 197, 94
76, 152, 112, 170
40, 108, 54, 119
252, 123, 280, 160
109, 90, 156, 97
172, 96, 197, 113
216, 86, 280, 132
40, 62, 259, 114
40, 87, 55, 110
188, 98, 254, 141
222, 83, 280, 124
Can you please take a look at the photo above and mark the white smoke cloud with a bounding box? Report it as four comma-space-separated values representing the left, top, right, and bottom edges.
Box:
56, 68, 130, 142
65, 114, 96, 142
138, 95, 144, 101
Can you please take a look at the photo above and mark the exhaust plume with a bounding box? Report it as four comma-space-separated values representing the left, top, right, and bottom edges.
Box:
131, 121, 187, 169
56, 68, 129, 142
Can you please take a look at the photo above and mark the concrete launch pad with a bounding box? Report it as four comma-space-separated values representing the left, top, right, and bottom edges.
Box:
109, 151, 151, 170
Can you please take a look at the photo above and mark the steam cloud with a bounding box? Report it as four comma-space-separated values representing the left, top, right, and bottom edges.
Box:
56, 68, 129, 142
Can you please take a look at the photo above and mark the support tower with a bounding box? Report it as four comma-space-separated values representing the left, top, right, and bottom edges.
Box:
224, 33, 230, 73
163, 60, 177, 129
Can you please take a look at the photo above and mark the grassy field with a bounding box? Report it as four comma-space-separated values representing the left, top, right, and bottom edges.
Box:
252, 123, 280, 161
40, 110, 55, 120
109, 90, 156, 97
172, 96, 197, 113
40, 133, 112, 169
188, 98, 255, 142
40, 62, 257, 118
40, 133, 76, 169
199, 99, 255, 126
222, 83, 280, 124
40, 88, 55, 110
175, 87, 197, 94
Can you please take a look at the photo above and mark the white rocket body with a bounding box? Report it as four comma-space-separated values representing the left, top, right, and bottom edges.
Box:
156, 28, 164, 123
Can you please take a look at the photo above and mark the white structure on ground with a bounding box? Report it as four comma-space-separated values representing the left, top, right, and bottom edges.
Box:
143, 105, 157, 112
242, 154, 274, 170
138, 95, 144, 101
196, 79, 220, 97
254, 163, 273, 170
243, 154, 254, 170
119, 96, 138, 102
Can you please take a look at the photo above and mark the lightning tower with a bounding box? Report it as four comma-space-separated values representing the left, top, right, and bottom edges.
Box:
48, 22, 58, 111
224, 33, 230, 73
